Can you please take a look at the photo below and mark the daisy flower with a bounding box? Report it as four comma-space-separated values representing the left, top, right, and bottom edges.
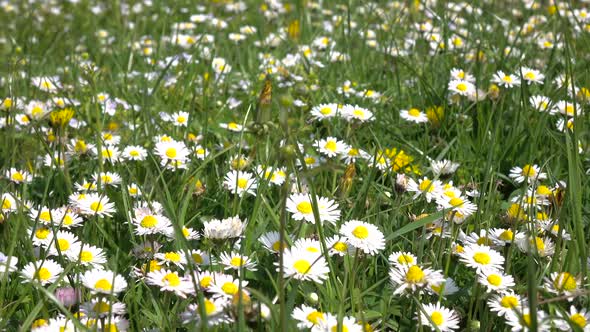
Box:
155, 140, 190, 164
389, 251, 418, 267
520, 67, 544, 84
448, 79, 476, 96
400, 108, 428, 123
132, 210, 173, 236
292, 304, 326, 329
430, 159, 460, 176
77, 193, 116, 218
0, 252, 18, 276
219, 122, 244, 132
293, 238, 322, 255
556, 118, 575, 132
155, 251, 188, 269
492, 70, 521, 88
94, 145, 121, 163
389, 264, 445, 296
69, 244, 107, 268
5, 168, 33, 184
515, 234, 555, 257
458, 244, 505, 273
203, 216, 245, 239
555, 100, 582, 117
280, 248, 329, 283
505, 308, 550, 331
194, 145, 209, 160
340, 147, 370, 164
487, 291, 527, 317
47, 231, 81, 258
259, 231, 289, 253
437, 195, 478, 216
122, 145, 148, 161
146, 269, 195, 298
416, 302, 460, 332
544, 271, 583, 301
82, 269, 127, 295
256, 165, 287, 186
92, 171, 122, 187
428, 278, 460, 297
209, 274, 248, 299
21, 259, 63, 285
170, 111, 189, 127
407, 177, 442, 202
310, 103, 340, 120
326, 236, 354, 256
286, 193, 341, 224
478, 269, 515, 293
31, 76, 61, 92
223, 170, 258, 196
80, 299, 127, 318
189, 249, 211, 266
509, 164, 546, 184
1, 193, 18, 213
339, 220, 385, 255
315, 136, 348, 158
219, 252, 257, 272
450, 68, 475, 82
181, 298, 230, 326
342, 104, 374, 122
30, 226, 53, 247
313, 314, 363, 332
555, 306, 590, 331
490, 228, 517, 245
529, 95, 553, 113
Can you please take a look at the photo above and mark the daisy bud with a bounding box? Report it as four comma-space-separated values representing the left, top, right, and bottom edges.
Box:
308, 292, 319, 304
55, 287, 80, 307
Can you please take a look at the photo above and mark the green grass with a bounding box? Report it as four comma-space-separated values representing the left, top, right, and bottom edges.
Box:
0, 0, 589, 331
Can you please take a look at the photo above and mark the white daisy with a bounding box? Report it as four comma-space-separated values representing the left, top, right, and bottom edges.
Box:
223, 170, 258, 196
146, 269, 195, 298
286, 193, 341, 224
339, 220, 385, 255
280, 248, 329, 283
478, 269, 515, 293
458, 244, 505, 273
21, 259, 63, 285
416, 302, 460, 332
81, 268, 127, 295
400, 108, 428, 123
315, 136, 348, 158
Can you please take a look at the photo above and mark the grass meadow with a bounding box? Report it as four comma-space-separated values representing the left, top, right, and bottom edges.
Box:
1, 0, 590, 331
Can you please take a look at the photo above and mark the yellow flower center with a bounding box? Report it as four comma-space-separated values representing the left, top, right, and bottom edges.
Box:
473, 252, 491, 265
325, 140, 337, 152
39, 211, 52, 222
204, 299, 216, 315
296, 201, 313, 214
524, 72, 536, 80
431, 311, 444, 326
521, 164, 536, 177
503, 75, 512, 83
571, 313, 587, 328
499, 230, 513, 241
177, 116, 186, 123
36, 267, 52, 281
63, 215, 73, 225
230, 257, 243, 267
305, 157, 316, 165
11, 172, 24, 181
200, 276, 212, 288
93, 301, 110, 313
405, 265, 425, 283
192, 253, 203, 264
221, 282, 238, 295
522, 314, 531, 327
130, 150, 140, 157
140, 215, 158, 228
94, 278, 112, 291
418, 179, 434, 192
531, 237, 545, 251
57, 239, 70, 251
500, 295, 518, 308
90, 201, 103, 212
353, 109, 365, 117
487, 274, 502, 286
352, 225, 369, 239
165, 148, 177, 158
35, 228, 50, 239
293, 259, 311, 274
555, 272, 577, 291
333, 242, 347, 252
237, 178, 248, 189
449, 197, 464, 207
2, 199, 11, 210
408, 108, 421, 117
320, 107, 332, 115
164, 252, 181, 262
162, 273, 181, 287
306, 311, 324, 324
397, 254, 414, 264
80, 251, 93, 262
228, 122, 239, 130
331, 326, 348, 332
456, 83, 468, 91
